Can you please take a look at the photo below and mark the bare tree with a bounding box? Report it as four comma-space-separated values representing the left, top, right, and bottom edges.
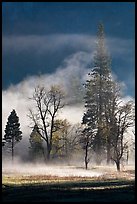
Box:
111, 101, 134, 171
28, 85, 65, 161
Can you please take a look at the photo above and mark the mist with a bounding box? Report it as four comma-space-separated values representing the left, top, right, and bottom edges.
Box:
2, 154, 135, 181
2, 159, 103, 178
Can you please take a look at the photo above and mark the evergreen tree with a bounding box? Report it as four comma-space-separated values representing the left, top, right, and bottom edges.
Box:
3, 109, 22, 162
29, 124, 44, 161
83, 23, 113, 164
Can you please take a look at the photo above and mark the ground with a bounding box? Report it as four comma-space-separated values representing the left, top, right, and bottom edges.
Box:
2, 164, 135, 202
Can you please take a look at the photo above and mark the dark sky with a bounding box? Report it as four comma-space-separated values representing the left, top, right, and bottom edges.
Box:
2, 2, 135, 97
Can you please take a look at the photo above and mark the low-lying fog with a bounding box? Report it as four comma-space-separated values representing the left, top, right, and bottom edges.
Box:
2, 159, 135, 178
2, 162, 102, 177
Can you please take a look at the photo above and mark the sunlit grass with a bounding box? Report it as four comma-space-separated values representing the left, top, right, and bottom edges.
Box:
2, 175, 99, 186
2, 170, 135, 187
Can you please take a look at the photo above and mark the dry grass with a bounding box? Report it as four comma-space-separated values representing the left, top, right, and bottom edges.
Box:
2, 169, 135, 186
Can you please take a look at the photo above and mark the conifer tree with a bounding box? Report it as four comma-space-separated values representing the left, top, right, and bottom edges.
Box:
29, 124, 44, 161
83, 23, 113, 164
3, 109, 22, 162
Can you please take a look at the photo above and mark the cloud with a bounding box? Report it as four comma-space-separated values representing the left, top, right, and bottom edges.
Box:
107, 37, 134, 56
3, 34, 134, 57
3, 34, 134, 93
58, 104, 84, 125
2, 34, 135, 60
4, 51, 91, 97
2, 34, 94, 55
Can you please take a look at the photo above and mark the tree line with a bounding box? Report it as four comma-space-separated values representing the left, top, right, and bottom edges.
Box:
2, 23, 135, 171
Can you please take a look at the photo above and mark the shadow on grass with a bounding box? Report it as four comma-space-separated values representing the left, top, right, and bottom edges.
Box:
2, 179, 135, 202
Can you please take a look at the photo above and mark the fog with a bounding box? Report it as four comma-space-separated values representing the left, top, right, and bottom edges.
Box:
2, 162, 102, 178
2, 157, 135, 180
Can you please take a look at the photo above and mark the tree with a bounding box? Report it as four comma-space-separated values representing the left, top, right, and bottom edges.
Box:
51, 119, 80, 162
3, 109, 22, 162
28, 85, 65, 161
82, 23, 113, 164
60, 122, 81, 162
111, 101, 134, 171
80, 110, 97, 169
51, 119, 70, 159
29, 124, 44, 162
80, 127, 92, 170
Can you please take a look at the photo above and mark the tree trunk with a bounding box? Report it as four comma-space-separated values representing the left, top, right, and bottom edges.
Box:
116, 160, 120, 171
85, 160, 88, 170
12, 138, 14, 163
85, 147, 88, 170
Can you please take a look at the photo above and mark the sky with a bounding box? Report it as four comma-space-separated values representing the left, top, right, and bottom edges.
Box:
2, 2, 135, 95
2, 2, 135, 144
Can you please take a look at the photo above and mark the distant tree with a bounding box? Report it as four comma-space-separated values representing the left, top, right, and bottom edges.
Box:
61, 123, 81, 161
51, 119, 80, 161
28, 85, 65, 161
51, 119, 71, 159
3, 109, 22, 162
29, 124, 44, 162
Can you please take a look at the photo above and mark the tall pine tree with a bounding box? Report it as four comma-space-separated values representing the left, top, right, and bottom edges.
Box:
4, 109, 22, 162
83, 23, 113, 164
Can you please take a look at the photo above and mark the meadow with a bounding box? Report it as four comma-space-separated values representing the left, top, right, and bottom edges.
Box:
2, 164, 135, 202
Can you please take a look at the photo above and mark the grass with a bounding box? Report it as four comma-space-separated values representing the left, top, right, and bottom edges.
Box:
2, 172, 135, 202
